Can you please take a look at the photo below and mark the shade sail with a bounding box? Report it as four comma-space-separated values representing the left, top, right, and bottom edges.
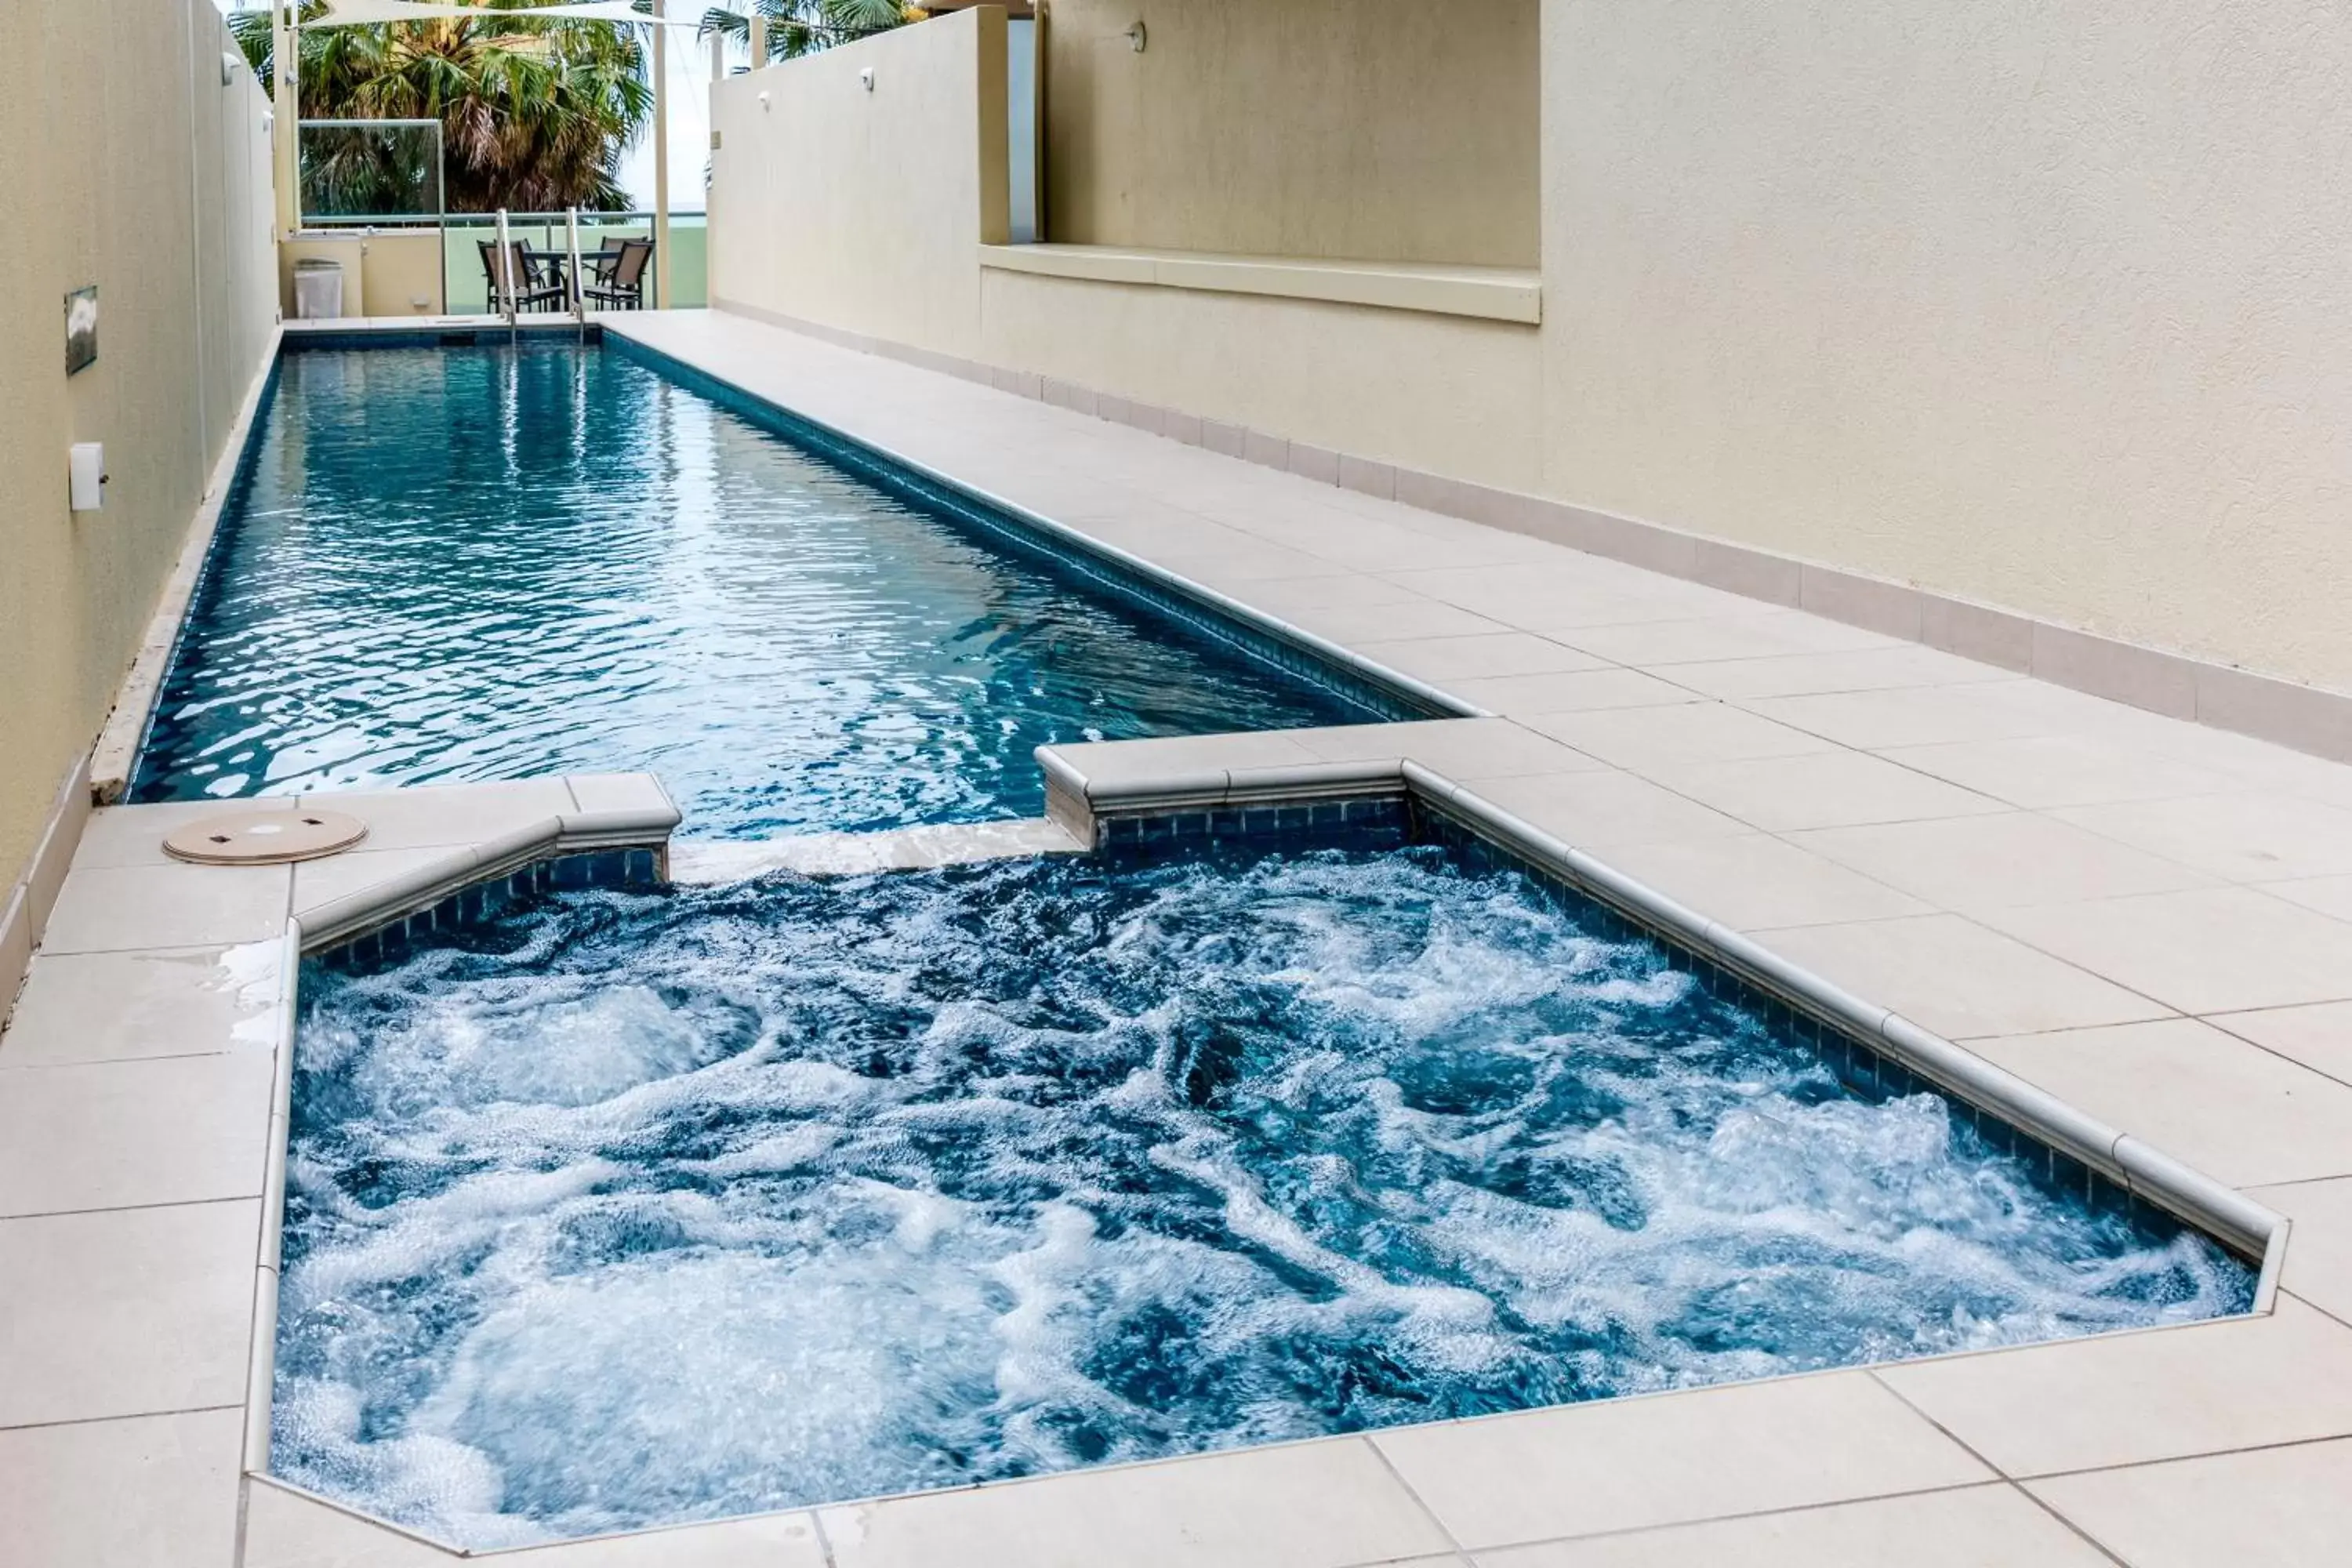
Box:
310, 0, 700, 26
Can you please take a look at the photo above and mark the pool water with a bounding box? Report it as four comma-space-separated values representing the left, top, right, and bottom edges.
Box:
274, 846, 2252, 1548
132, 345, 1370, 836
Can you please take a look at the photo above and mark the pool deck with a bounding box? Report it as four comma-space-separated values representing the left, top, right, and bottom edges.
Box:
9, 308, 2352, 1565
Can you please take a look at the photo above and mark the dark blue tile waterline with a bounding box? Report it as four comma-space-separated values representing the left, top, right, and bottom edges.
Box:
133, 337, 1445, 837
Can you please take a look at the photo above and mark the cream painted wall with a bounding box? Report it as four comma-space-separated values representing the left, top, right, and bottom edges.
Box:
980, 270, 1544, 488
706, 0, 2352, 695
709, 9, 1007, 361
0, 0, 278, 892
1041, 0, 1538, 267
1539, 0, 2352, 691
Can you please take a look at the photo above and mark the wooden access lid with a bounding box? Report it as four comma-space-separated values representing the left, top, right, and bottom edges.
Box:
162, 809, 369, 866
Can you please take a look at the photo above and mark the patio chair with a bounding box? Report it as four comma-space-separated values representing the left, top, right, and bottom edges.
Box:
477, 240, 564, 314
583, 238, 652, 310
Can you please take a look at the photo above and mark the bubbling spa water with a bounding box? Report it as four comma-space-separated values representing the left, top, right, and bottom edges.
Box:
274, 848, 2252, 1547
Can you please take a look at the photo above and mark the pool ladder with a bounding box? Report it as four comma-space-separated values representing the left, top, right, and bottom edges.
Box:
492, 209, 590, 345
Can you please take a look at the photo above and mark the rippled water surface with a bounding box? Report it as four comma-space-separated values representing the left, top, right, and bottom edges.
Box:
134, 346, 1366, 834
275, 848, 2252, 1548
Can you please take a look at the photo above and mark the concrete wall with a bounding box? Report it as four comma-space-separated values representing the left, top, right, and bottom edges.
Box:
1538, 0, 2352, 692
1042, 0, 1539, 267
710, 9, 1007, 361
0, 0, 278, 905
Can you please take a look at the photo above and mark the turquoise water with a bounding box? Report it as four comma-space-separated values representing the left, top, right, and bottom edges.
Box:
132, 346, 1369, 835
275, 847, 2252, 1548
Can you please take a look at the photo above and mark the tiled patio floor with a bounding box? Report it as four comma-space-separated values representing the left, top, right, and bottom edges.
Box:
5, 308, 2352, 1565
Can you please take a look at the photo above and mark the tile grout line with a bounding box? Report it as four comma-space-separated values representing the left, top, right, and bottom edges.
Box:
1861, 1370, 2132, 1566
1359, 1434, 1470, 1559
0, 1192, 259, 1225
0, 1402, 243, 1436
2001, 1426, 2352, 1487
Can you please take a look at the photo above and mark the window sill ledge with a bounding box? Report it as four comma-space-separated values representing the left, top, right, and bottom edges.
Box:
978, 243, 1541, 325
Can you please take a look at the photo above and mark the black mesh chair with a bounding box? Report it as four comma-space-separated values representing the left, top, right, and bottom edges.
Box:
583, 238, 652, 310
478, 240, 564, 314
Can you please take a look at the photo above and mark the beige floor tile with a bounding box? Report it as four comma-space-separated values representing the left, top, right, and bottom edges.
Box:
1986, 887, 2352, 1014
292, 847, 473, 920
1374, 1372, 1988, 1551
0, 942, 282, 1067
0, 1408, 241, 1568
1351, 633, 1605, 682
241, 1479, 459, 1566
2207, 999, 2352, 1085
1225, 573, 1432, 617
1787, 812, 2213, 913
502, 1512, 830, 1567
1748, 915, 2170, 1039
0, 1199, 258, 1426
72, 798, 299, 870
1662, 647, 2014, 702
1047, 730, 1321, 788
2049, 792, 2352, 883
1641, 752, 2006, 833
1155, 540, 1358, 585
39, 861, 291, 956
1552, 612, 1901, 668
291, 778, 578, 853
566, 773, 678, 819
2249, 1178, 2352, 1323
1523, 703, 1838, 770
1747, 681, 2131, 751
2264, 873, 2352, 921
1876, 734, 2238, 810
0, 1051, 274, 1216
1460, 670, 1705, 716
1875, 1297, 2352, 1476
1472, 1483, 2107, 1568
1969, 1018, 2352, 1186
1294, 600, 1515, 644
1468, 771, 1753, 850
2027, 1437, 2352, 1568
1286, 718, 1606, 780
1595, 835, 1930, 931
819, 1436, 1452, 1568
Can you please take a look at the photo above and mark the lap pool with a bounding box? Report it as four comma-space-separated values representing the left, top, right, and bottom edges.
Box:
273, 841, 2253, 1549
132, 340, 1394, 836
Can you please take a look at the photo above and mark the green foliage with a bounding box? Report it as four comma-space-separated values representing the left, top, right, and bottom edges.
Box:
697, 1, 909, 66
232, 2, 652, 213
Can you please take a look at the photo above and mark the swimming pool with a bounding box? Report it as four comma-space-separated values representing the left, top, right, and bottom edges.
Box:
132, 342, 1386, 837
273, 844, 2252, 1549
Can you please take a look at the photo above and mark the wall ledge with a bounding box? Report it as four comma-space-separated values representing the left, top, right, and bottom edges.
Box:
978, 243, 1541, 325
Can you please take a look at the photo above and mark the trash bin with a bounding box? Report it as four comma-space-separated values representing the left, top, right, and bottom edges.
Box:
292, 258, 345, 321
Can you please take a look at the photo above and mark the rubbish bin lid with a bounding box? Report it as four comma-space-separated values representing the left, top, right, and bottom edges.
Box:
294, 258, 343, 270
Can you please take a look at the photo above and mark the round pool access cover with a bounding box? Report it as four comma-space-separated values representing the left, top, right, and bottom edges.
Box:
163, 810, 368, 866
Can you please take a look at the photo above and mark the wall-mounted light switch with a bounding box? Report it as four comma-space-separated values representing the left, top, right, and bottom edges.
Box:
69, 442, 107, 512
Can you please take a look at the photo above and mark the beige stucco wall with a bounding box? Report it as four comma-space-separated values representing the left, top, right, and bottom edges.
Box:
0, 0, 278, 894
980, 270, 1544, 488
706, 1, 2352, 694
709, 9, 1007, 361
707, 7, 1539, 485
1539, 0, 2352, 691
1042, 0, 1538, 267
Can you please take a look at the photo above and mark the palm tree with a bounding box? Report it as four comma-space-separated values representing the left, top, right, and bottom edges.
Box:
696, 1, 910, 67
231, 2, 653, 213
